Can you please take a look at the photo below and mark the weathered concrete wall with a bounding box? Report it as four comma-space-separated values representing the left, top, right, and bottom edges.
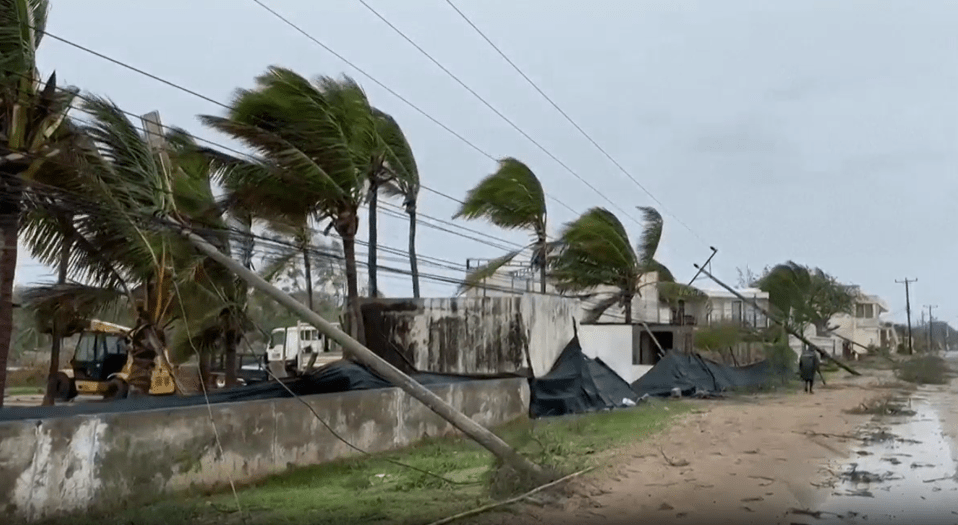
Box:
0, 379, 529, 523
362, 294, 577, 377
579, 324, 634, 382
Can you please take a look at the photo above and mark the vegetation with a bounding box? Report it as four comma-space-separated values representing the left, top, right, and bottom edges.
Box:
52, 402, 690, 525
895, 354, 952, 385
0, 0, 79, 407
550, 206, 703, 323
752, 261, 856, 337
454, 158, 549, 293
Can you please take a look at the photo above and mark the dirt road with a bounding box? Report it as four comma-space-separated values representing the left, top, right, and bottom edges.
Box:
470, 367, 924, 525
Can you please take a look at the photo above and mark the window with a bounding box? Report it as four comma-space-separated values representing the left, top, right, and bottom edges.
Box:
731, 301, 742, 322
74, 332, 98, 362
856, 304, 874, 319
270, 329, 286, 347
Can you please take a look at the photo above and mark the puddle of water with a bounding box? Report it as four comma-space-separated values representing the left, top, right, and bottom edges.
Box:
814, 400, 958, 524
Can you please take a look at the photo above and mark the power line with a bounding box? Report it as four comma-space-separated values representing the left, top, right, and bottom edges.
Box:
38, 27, 576, 218
441, 0, 709, 247
352, 0, 641, 226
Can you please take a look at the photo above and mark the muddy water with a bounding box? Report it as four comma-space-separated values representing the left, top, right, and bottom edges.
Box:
814, 394, 958, 524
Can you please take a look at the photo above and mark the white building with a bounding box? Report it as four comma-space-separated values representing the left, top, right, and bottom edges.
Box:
788, 286, 897, 358
697, 288, 771, 329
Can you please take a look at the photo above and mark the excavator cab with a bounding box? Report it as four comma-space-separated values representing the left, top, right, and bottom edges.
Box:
57, 319, 179, 400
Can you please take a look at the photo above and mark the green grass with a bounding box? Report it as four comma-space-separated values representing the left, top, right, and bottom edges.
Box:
51, 401, 691, 525
4, 385, 44, 396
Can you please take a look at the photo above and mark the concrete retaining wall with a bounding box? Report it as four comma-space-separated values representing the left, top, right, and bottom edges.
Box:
0, 378, 530, 523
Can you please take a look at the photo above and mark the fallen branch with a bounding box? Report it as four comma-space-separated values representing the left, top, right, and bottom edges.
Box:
660, 447, 690, 467
924, 475, 956, 483
423, 467, 596, 525
794, 430, 861, 441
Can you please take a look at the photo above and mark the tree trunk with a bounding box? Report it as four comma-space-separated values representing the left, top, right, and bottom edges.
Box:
43, 234, 70, 406
407, 203, 420, 299
367, 184, 379, 298
302, 244, 314, 312
224, 334, 238, 387
341, 229, 366, 347
538, 237, 547, 294
624, 294, 633, 324
0, 176, 21, 409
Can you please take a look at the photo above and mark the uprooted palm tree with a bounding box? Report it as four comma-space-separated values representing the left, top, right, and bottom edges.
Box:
551, 206, 703, 323
454, 158, 550, 293
200, 69, 381, 345
0, 0, 79, 406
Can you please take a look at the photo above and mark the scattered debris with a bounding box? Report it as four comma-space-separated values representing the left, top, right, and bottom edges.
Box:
659, 448, 690, 467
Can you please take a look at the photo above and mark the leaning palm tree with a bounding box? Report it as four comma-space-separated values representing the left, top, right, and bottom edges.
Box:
200, 68, 375, 344
454, 158, 549, 293
368, 109, 419, 298
26, 97, 230, 396
551, 206, 701, 324
0, 0, 79, 405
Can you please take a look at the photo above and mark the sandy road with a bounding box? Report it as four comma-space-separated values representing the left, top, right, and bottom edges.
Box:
468, 367, 906, 525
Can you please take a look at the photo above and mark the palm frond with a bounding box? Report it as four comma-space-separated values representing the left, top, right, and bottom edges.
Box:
635, 206, 663, 266
582, 293, 623, 324
373, 108, 419, 195
657, 282, 708, 307
454, 157, 546, 232
20, 282, 127, 336
551, 207, 637, 293
458, 248, 526, 295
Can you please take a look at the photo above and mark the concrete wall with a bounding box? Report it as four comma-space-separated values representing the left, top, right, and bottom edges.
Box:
0, 379, 529, 523
579, 324, 633, 382
362, 294, 577, 377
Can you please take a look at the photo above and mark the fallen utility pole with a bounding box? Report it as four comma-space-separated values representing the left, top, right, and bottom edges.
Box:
178, 223, 548, 481
693, 264, 861, 376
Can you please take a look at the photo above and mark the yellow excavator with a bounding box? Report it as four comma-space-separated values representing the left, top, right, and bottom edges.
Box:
55, 319, 180, 401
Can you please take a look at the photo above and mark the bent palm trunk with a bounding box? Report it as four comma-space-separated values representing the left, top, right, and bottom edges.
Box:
367, 184, 379, 298
43, 235, 71, 406
339, 213, 366, 347
407, 204, 420, 298
0, 174, 22, 408
302, 243, 314, 312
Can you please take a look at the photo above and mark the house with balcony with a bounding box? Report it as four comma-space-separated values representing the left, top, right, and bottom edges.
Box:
786, 285, 896, 359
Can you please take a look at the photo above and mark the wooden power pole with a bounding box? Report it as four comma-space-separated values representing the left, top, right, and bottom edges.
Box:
692, 264, 860, 376
140, 109, 548, 482
924, 304, 938, 351
896, 278, 917, 354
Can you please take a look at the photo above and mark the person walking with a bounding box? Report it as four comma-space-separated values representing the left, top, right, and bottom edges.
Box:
798, 346, 821, 394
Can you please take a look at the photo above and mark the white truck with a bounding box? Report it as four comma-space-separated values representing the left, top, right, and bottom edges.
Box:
266, 321, 344, 377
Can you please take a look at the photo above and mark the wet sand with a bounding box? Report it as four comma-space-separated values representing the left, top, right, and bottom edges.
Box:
466, 364, 952, 525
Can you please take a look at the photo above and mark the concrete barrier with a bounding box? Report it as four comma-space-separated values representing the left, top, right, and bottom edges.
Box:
0, 378, 530, 523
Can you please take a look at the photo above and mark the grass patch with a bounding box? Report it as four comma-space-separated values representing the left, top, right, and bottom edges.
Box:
49, 401, 690, 525
4, 385, 43, 396
895, 355, 953, 385
6, 366, 46, 388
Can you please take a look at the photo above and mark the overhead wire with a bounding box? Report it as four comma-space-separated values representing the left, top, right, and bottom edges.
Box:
441, 0, 710, 247
350, 0, 642, 226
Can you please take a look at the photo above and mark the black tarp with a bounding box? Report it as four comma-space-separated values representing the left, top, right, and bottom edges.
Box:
0, 360, 515, 422
630, 351, 771, 398
529, 335, 637, 418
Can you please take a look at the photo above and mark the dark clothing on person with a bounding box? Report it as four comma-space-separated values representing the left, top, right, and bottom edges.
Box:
798, 350, 820, 394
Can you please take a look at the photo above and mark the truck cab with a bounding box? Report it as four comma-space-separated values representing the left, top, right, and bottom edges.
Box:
266, 322, 343, 375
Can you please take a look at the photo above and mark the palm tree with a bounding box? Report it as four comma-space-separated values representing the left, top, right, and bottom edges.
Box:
551, 206, 702, 323
0, 0, 79, 405
368, 109, 419, 298
24, 97, 230, 396
200, 68, 378, 345
454, 158, 548, 293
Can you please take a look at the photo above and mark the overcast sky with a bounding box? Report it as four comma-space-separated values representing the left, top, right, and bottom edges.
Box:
17, 0, 958, 325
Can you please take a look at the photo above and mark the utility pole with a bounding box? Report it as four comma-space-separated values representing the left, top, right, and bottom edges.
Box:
142, 109, 546, 482
924, 304, 938, 351
687, 246, 718, 286
896, 278, 917, 354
